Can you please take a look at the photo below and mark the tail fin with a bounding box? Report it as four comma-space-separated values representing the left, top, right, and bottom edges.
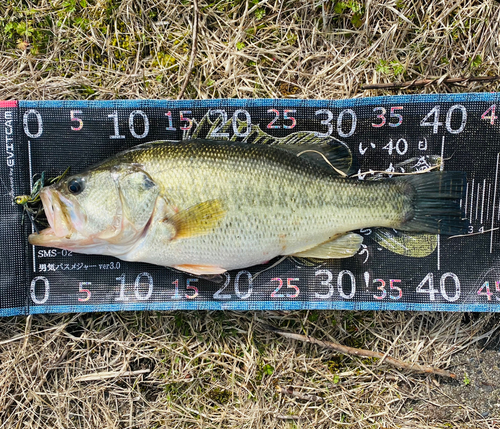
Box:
397, 171, 468, 235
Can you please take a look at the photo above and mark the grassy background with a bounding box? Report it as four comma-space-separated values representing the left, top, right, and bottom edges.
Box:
2, 0, 500, 427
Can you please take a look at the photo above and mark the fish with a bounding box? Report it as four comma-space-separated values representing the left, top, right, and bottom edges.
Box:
28, 138, 467, 275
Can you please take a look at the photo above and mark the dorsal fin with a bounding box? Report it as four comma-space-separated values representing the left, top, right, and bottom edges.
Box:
270, 134, 355, 177
241, 127, 356, 177
183, 111, 357, 176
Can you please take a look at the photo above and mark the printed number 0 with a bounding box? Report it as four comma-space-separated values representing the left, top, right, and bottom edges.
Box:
23, 109, 43, 138
337, 270, 356, 299
134, 272, 153, 300
129, 110, 150, 139
234, 271, 253, 299
30, 276, 49, 304
337, 109, 357, 137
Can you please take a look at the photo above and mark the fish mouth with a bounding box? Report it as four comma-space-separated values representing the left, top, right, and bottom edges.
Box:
41, 188, 74, 237
40, 188, 56, 234
29, 224, 70, 247
29, 188, 85, 247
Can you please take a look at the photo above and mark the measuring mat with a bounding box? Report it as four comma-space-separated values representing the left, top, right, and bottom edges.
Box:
1, 95, 500, 315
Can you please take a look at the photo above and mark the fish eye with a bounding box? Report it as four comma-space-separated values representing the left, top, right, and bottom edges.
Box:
67, 177, 85, 195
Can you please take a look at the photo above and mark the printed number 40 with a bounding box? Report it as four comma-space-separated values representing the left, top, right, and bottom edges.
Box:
416, 272, 460, 302
420, 105, 467, 134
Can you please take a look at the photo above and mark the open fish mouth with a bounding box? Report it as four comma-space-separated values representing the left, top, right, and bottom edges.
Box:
40, 188, 56, 234
41, 188, 74, 238
28, 223, 64, 246
29, 188, 87, 247
29, 189, 70, 246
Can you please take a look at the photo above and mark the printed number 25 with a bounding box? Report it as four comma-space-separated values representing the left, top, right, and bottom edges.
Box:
270, 277, 300, 298
267, 109, 296, 129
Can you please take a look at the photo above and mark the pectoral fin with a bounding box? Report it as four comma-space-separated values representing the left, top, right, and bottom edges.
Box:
166, 199, 226, 240
291, 233, 363, 259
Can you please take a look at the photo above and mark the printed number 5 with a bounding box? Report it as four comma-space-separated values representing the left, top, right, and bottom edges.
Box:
70, 110, 83, 131
180, 111, 193, 131
185, 278, 199, 299
78, 282, 91, 302
389, 106, 403, 127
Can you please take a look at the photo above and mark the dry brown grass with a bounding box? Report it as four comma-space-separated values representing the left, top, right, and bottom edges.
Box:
1, 0, 499, 100
1, 311, 500, 428
2, 0, 500, 427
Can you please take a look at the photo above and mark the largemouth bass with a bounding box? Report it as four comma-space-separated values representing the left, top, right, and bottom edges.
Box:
29, 139, 467, 275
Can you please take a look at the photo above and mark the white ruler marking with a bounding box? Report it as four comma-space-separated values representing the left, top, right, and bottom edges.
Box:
464, 181, 469, 215
28, 140, 36, 273
481, 178, 486, 224
437, 137, 445, 271
488, 183, 492, 221
490, 153, 499, 253
469, 178, 475, 223
475, 181, 481, 220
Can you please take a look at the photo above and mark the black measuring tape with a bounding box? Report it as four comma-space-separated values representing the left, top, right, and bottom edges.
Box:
1, 94, 499, 315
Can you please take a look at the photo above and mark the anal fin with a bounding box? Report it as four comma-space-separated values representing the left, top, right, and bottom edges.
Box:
173, 264, 227, 275
291, 233, 363, 259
